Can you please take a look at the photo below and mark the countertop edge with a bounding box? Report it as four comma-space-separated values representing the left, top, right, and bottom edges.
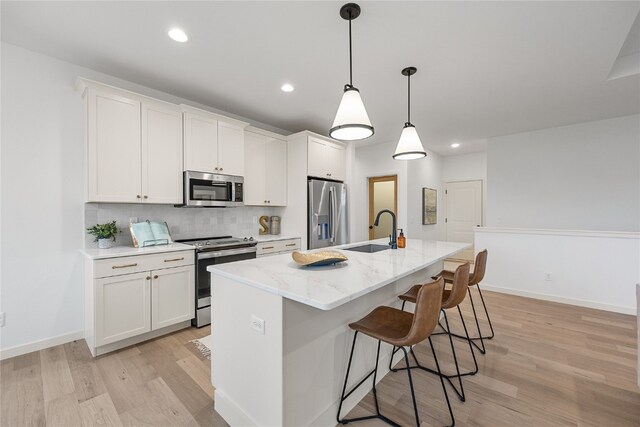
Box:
209, 242, 471, 310
81, 243, 195, 260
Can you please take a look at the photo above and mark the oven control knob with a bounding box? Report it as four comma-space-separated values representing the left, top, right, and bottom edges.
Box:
243, 237, 248, 241
205, 241, 211, 245
249, 237, 254, 241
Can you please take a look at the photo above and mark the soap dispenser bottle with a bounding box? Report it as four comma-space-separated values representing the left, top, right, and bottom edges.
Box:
397, 229, 406, 248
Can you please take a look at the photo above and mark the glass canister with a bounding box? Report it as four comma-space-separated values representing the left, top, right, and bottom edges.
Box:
270, 216, 281, 235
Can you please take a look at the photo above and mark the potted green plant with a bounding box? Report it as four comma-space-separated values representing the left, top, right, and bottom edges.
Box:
87, 221, 120, 249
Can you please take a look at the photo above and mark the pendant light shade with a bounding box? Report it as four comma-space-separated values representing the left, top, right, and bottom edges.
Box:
330, 3, 374, 141
393, 66, 426, 160
330, 86, 374, 140
393, 124, 427, 160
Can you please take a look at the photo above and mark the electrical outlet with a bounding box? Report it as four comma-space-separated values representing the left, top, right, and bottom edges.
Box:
544, 272, 552, 281
250, 315, 265, 334
0, 312, 5, 327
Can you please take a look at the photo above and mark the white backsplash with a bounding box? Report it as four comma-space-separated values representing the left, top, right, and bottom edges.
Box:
84, 203, 283, 248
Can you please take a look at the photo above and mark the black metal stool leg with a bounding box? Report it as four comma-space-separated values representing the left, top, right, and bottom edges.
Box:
428, 337, 455, 427
442, 310, 465, 401
400, 347, 420, 427
467, 289, 487, 354
458, 305, 478, 375
476, 285, 495, 339
337, 334, 401, 426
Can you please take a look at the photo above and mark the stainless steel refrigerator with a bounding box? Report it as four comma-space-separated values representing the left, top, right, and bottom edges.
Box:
308, 179, 349, 249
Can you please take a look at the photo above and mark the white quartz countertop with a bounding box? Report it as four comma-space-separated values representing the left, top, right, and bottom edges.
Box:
208, 238, 470, 310
81, 242, 194, 260
251, 235, 301, 243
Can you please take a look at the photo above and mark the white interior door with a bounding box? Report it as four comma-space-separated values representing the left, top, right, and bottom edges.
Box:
445, 180, 483, 243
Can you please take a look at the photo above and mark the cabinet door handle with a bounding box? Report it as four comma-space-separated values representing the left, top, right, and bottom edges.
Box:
112, 263, 137, 269
153, 275, 159, 279
220, 167, 224, 171
143, 195, 148, 199
146, 276, 151, 280
136, 195, 141, 199
215, 167, 219, 171
164, 257, 185, 263
262, 246, 274, 250
285, 243, 297, 247
264, 200, 267, 203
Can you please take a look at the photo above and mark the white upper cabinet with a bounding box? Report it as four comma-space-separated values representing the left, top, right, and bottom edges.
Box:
243, 129, 287, 206
182, 105, 248, 176
244, 131, 267, 205
265, 137, 287, 205
86, 88, 142, 203
183, 112, 218, 174
79, 79, 183, 204
218, 121, 245, 176
307, 136, 346, 182
142, 100, 183, 204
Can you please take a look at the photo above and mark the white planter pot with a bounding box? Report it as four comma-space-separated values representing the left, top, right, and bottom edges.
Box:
98, 238, 113, 249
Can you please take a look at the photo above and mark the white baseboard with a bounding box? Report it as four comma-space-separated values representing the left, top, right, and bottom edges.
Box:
0, 330, 84, 360
480, 284, 636, 315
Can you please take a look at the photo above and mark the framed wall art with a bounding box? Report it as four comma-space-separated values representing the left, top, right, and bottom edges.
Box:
422, 188, 437, 225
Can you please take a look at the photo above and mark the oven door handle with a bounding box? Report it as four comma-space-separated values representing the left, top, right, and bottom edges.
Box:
197, 247, 257, 260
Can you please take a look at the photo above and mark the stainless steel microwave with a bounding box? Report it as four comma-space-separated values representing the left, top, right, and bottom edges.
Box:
181, 171, 244, 207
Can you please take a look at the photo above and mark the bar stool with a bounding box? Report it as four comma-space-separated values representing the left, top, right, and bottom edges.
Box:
435, 250, 492, 354
391, 263, 478, 402
336, 278, 454, 427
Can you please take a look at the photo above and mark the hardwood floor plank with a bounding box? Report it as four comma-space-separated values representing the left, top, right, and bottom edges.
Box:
64, 340, 108, 404
176, 354, 214, 399
79, 392, 123, 427
40, 345, 75, 405
1, 358, 46, 427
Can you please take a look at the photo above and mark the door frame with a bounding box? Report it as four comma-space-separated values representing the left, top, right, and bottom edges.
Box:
368, 175, 398, 240
444, 179, 484, 242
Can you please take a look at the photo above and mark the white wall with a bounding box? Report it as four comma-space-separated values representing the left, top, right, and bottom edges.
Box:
0, 43, 290, 356
486, 115, 640, 231
351, 142, 408, 243
407, 149, 445, 241
476, 228, 640, 314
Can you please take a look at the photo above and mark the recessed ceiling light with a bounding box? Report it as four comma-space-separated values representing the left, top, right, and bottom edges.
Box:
451, 142, 460, 148
168, 28, 188, 43
281, 83, 294, 93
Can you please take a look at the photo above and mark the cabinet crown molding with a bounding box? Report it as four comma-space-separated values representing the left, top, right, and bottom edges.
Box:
75, 78, 173, 108
287, 130, 347, 147
180, 104, 249, 128
245, 126, 287, 141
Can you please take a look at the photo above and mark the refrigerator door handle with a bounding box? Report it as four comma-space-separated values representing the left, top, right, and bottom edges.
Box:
330, 187, 337, 243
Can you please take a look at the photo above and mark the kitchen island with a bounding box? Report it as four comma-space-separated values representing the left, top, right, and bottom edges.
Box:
208, 238, 470, 427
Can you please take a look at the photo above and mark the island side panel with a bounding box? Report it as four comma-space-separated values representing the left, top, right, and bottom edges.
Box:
211, 273, 284, 426
282, 262, 442, 427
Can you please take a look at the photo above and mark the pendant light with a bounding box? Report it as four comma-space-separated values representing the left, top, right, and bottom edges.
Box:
329, 3, 374, 141
393, 67, 427, 160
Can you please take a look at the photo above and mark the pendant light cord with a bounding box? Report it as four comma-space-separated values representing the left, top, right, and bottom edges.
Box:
348, 11, 353, 87
407, 72, 411, 124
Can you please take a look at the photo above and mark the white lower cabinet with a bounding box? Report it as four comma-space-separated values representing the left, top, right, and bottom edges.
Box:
86, 250, 195, 356
256, 238, 301, 257
96, 271, 151, 346
151, 265, 194, 330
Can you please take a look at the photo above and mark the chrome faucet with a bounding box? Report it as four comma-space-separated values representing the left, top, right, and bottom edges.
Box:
373, 209, 398, 249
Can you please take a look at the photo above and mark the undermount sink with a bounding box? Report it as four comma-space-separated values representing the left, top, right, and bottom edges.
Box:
344, 244, 390, 253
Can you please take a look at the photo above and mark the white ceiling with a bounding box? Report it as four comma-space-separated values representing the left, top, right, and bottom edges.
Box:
2, 1, 639, 156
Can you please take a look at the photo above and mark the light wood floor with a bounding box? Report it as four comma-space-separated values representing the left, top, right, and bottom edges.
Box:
1, 291, 638, 426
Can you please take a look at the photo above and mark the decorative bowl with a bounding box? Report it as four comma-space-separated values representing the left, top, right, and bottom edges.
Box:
292, 250, 348, 267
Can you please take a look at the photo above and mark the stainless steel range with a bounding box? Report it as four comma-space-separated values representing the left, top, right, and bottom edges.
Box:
176, 236, 257, 327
